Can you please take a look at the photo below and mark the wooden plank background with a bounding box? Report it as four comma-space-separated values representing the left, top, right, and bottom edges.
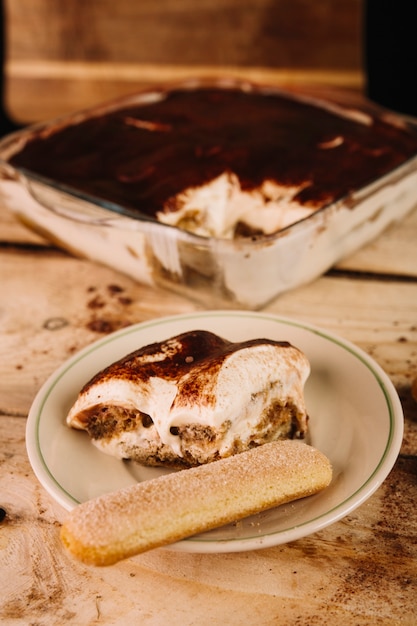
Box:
3, 0, 365, 124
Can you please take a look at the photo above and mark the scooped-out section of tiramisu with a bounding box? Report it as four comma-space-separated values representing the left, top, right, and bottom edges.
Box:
156, 171, 314, 238
66, 330, 310, 468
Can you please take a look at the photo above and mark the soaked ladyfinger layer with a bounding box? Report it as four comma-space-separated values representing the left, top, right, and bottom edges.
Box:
60, 440, 332, 566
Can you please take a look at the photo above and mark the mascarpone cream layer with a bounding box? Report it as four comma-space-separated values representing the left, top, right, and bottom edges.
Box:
157, 172, 314, 238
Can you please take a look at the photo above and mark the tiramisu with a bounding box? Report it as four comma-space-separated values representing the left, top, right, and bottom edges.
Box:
66, 330, 310, 467
4, 81, 417, 308
9, 84, 417, 239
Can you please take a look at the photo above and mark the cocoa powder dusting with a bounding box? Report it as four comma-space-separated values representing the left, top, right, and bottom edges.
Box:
10, 87, 417, 222
329, 456, 417, 617
84, 284, 134, 334
412, 378, 417, 403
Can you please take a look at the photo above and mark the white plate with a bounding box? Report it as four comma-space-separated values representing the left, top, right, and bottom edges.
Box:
26, 311, 403, 553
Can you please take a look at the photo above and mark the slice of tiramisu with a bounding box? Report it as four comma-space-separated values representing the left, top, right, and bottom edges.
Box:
66, 330, 310, 467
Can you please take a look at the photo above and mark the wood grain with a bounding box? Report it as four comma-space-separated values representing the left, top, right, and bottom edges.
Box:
5, 0, 363, 67
3, 0, 365, 122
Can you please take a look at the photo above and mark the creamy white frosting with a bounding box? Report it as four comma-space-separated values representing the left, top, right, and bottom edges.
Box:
156, 172, 314, 238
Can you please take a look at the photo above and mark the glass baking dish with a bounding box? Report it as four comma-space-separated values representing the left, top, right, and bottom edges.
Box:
1, 79, 417, 309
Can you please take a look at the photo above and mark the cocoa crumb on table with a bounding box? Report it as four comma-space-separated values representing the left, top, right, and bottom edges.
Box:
411, 378, 417, 402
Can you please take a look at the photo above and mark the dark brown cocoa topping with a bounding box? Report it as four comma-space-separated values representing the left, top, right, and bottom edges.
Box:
81, 330, 292, 394
10, 87, 417, 226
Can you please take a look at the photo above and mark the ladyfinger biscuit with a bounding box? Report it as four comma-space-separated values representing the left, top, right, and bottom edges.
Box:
60, 440, 332, 565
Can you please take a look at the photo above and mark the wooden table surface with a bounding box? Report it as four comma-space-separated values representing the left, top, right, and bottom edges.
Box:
1, 90, 417, 625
